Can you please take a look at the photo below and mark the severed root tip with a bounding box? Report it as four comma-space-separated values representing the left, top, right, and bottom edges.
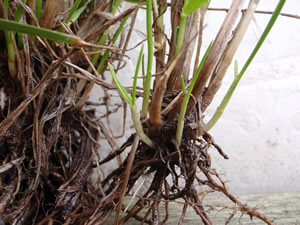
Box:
203, 132, 229, 159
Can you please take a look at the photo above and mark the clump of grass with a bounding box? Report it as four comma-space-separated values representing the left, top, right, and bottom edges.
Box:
0, 0, 287, 224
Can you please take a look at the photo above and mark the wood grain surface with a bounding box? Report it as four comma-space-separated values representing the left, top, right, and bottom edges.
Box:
105, 193, 300, 225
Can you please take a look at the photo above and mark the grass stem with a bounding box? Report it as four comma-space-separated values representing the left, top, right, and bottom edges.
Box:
132, 44, 144, 105
141, 0, 153, 118
175, 14, 187, 56
176, 41, 212, 144
36, 0, 42, 22
3, 0, 17, 78
131, 105, 155, 148
108, 62, 154, 148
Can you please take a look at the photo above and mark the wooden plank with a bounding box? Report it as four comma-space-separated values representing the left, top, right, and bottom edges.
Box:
105, 193, 300, 224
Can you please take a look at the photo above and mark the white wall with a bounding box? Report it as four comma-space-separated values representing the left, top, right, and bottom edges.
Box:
95, 0, 300, 194
205, 0, 300, 194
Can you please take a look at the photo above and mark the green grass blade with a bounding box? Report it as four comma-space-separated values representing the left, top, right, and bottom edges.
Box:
3, 1, 16, 77
0, 19, 82, 44
109, 60, 154, 148
5, 31, 17, 77
175, 14, 187, 56
176, 41, 213, 144
234, 60, 238, 78
176, 0, 208, 55
36, 0, 42, 22
112, 0, 122, 15
132, 44, 144, 105
90, 0, 121, 71
14, 0, 27, 49
182, 0, 208, 16
205, 0, 286, 131
68, 5, 87, 25
59, 0, 86, 33
64, 0, 82, 24
180, 75, 187, 94
238, 0, 286, 79
142, 54, 145, 77
125, 0, 142, 3
3, 0, 8, 17
141, 0, 153, 118
108, 63, 132, 105
14, 0, 27, 22
89, 0, 95, 11
97, 13, 131, 73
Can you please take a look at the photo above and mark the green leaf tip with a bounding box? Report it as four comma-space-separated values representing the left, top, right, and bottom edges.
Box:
108, 63, 132, 105
132, 44, 144, 105
182, 0, 209, 16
